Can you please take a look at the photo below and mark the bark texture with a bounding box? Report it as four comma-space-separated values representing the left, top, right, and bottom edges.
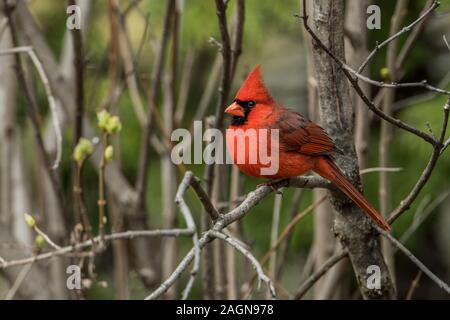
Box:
310, 0, 396, 299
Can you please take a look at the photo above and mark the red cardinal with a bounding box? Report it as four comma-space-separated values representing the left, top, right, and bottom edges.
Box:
225, 65, 390, 231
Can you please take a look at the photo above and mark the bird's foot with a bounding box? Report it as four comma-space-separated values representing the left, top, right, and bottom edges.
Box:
257, 178, 289, 195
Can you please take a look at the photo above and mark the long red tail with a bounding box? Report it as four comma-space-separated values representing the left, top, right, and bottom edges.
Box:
315, 157, 391, 231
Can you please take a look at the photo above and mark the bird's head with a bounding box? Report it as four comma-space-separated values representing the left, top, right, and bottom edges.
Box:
225, 65, 275, 126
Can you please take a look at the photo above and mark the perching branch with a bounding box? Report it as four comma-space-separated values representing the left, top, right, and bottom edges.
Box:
145, 172, 331, 300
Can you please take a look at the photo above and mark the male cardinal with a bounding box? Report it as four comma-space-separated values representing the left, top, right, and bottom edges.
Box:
225, 65, 390, 231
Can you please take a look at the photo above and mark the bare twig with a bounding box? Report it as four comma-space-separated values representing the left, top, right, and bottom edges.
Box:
0, 45, 63, 169
69, 0, 85, 146
4, 261, 34, 300
3, 3, 65, 218
145, 175, 331, 300
135, 0, 175, 209
175, 172, 200, 300
276, 189, 303, 280
174, 49, 195, 125
243, 195, 325, 299
388, 98, 449, 223
444, 35, 450, 52
358, 0, 440, 74
230, 0, 245, 81
296, 9, 446, 145
405, 271, 422, 300
399, 191, 450, 245
189, 176, 221, 221
0, 229, 193, 269
360, 167, 402, 175
377, 226, 450, 295
294, 250, 348, 299
34, 226, 61, 250
268, 191, 282, 285
299, 2, 450, 226
210, 230, 276, 299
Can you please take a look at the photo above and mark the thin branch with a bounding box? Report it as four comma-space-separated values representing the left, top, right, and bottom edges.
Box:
396, 0, 435, 71
444, 35, 450, 52
4, 261, 34, 300
189, 176, 221, 221
135, 0, 175, 209
0, 45, 63, 169
210, 230, 276, 299
297, 6, 446, 145
358, 0, 440, 74
68, 0, 85, 146
388, 98, 449, 223
34, 226, 61, 250
360, 167, 402, 175
0, 229, 193, 269
3, 2, 65, 217
268, 191, 282, 298
229, 0, 245, 81
145, 175, 331, 300
405, 271, 422, 300
174, 172, 201, 300
243, 195, 325, 299
377, 226, 450, 295
294, 250, 348, 300
399, 190, 450, 245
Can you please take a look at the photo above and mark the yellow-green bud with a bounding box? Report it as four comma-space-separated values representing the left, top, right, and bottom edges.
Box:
73, 138, 93, 164
24, 213, 36, 228
97, 110, 111, 130
35, 235, 45, 250
380, 67, 390, 81
104, 145, 114, 162
105, 116, 122, 134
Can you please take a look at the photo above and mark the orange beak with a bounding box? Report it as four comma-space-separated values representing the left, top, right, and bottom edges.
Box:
224, 102, 245, 117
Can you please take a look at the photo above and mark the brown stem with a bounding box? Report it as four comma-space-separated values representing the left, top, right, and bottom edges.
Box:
98, 132, 109, 243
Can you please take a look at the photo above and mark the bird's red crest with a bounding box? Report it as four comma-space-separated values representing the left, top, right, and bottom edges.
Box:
235, 65, 273, 103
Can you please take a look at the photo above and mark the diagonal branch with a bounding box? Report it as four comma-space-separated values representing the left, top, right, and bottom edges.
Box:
376, 226, 450, 295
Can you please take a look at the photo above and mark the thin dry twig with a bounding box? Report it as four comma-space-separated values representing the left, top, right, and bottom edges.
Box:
388, 98, 449, 223
299, 1, 450, 225
360, 167, 402, 175
405, 271, 422, 300
34, 226, 61, 250
358, 0, 440, 74
0, 229, 193, 269
135, 0, 175, 209
145, 175, 331, 300
399, 191, 450, 245
210, 230, 276, 299
377, 226, 450, 295
294, 250, 348, 299
4, 261, 34, 300
0, 46, 63, 169
243, 195, 325, 299
297, 4, 447, 146
444, 35, 450, 52
175, 172, 201, 300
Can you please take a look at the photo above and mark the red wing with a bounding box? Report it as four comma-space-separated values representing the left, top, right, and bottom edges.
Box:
273, 109, 336, 156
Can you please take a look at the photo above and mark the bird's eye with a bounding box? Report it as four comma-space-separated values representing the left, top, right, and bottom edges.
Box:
247, 101, 256, 107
